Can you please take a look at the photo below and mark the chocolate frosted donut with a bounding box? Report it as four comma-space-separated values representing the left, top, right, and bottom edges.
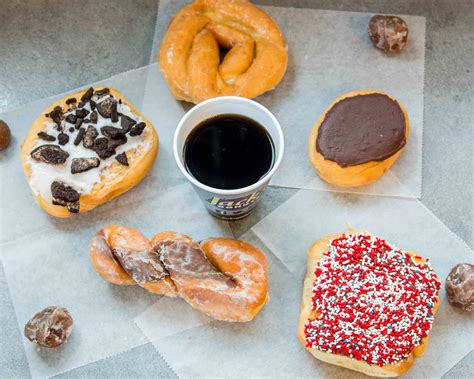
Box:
316, 93, 406, 167
309, 90, 409, 187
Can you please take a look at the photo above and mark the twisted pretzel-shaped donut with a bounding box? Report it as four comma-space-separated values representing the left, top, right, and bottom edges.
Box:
158, 0, 288, 103
90, 226, 268, 322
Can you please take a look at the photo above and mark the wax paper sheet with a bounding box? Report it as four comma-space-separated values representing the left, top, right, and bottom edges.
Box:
136, 190, 473, 377
0, 65, 232, 377
149, 0, 425, 198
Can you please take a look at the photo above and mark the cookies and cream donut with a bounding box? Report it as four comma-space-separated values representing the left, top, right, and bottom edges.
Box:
298, 232, 440, 377
309, 90, 409, 187
90, 226, 269, 322
158, 0, 288, 104
20, 86, 158, 217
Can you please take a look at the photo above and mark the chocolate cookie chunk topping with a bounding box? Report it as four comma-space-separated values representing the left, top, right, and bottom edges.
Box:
101, 126, 125, 139
90, 111, 98, 124
65, 114, 77, 125
58, 133, 69, 146
51, 181, 80, 202
0, 120, 11, 151
75, 108, 89, 119
129, 122, 146, 137
66, 97, 77, 105
111, 101, 118, 122
71, 157, 100, 174
369, 15, 409, 52
107, 135, 127, 150
24, 306, 73, 348
92, 137, 116, 159
31, 145, 69, 164
95, 88, 110, 98
446, 263, 474, 311
74, 117, 84, 130
81, 87, 94, 103
120, 114, 137, 133
97, 98, 117, 118
316, 93, 406, 167
83, 126, 98, 148
51, 181, 80, 213
74, 128, 86, 146
47, 106, 63, 127
115, 152, 129, 166
37, 132, 56, 142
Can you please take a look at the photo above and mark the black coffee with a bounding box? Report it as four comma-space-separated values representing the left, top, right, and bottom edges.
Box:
184, 114, 275, 190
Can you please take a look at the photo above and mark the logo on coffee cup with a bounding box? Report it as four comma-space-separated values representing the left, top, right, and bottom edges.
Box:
207, 191, 262, 210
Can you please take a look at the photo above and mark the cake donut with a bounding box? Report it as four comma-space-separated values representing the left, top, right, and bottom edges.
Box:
309, 90, 409, 187
298, 232, 440, 377
90, 226, 268, 322
158, 0, 288, 104
20, 86, 158, 217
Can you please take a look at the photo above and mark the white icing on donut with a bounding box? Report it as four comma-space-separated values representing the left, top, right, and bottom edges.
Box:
27, 93, 151, 202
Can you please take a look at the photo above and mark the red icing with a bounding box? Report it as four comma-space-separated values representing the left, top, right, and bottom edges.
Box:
304, 233, 440, 366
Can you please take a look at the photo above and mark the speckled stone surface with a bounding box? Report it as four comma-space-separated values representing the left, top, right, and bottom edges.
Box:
0, 0, 472, 378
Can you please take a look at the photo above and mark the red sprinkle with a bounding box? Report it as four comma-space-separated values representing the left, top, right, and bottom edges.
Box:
304, 233, 440, 366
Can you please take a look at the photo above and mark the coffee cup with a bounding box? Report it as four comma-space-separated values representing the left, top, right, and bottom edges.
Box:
173, 96, 284, 220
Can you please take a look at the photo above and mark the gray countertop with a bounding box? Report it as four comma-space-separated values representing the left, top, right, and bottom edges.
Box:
0, 0, 472, 378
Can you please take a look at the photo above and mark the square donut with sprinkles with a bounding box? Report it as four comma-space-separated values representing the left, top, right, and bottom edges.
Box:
298, 231, 441, 377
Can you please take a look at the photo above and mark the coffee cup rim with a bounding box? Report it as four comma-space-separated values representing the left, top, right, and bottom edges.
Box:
173, 96, 285, 196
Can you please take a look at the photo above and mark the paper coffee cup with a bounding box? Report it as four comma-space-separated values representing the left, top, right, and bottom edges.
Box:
173, 96, 284, 220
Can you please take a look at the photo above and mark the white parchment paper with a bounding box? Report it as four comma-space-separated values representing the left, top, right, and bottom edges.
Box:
0, 65, 232, 377
136, 191, 473, 377
149, 0, 426, 198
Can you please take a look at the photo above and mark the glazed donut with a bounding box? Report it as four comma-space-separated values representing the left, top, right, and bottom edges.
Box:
298, 231, 440, 376
90, 226, 269, 322
90, 226, 178, 297
21, 86, 158, 217
158, 0, 288, 104
308, 90, 409, 187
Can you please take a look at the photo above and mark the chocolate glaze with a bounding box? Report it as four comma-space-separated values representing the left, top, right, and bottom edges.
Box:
316, 93, 406, 167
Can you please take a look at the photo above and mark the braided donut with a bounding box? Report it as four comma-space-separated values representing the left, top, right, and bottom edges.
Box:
158, 0, 288, 104
90, 226, 268, 322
